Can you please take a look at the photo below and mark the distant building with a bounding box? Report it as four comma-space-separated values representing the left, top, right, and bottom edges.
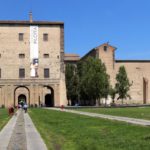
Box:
0, 13, 67, 107
80, 43, 149, 104
64, 53, 80, 65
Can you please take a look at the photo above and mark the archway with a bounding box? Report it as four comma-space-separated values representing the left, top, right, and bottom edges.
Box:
44, 86, 54, 107
14, 86, 30, 107
45, 94, 54, 107
18, 94, 26, 105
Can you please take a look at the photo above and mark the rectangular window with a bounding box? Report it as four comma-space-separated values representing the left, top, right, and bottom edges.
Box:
0, 68, 1, 78
43, 33, 48, 41
19, 68, 25, 78
43, 54, 49, 58
44, 68, 49, 78
19, 33, 24, 41
19, 53, 25, 58
104, 46, 107, 51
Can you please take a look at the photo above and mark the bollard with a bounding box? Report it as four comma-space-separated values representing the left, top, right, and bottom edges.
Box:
61, 105, 64, 110
8, 106, 14, 116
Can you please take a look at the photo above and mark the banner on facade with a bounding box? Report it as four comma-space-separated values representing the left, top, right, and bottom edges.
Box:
30, 26, 39, 77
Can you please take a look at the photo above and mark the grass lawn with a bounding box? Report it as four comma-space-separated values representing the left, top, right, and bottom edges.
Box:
72, 107, 150, 120
0, 108, 10, 130
29, 108, 150, 150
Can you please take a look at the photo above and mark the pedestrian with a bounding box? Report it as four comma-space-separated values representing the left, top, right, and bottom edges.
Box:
23, 103, 28, 113
18, 104, 22, 109
20, 100, 24, 108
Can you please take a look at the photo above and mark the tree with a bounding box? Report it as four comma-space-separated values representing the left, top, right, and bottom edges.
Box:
109, 86, 116, 104
65, 64, 79, 105
78, 57, 110, 106
102, 73, 110, 106
115, 66, 132, 104
66, 57, 110, 106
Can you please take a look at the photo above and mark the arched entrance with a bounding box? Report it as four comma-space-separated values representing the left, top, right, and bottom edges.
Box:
14, 86, 30, 107
44, 86, 54, 107
18, 94, 26, 105
45, 94, 54, 107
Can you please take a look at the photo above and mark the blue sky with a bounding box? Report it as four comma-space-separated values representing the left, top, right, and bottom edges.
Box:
0, 0, 150, 59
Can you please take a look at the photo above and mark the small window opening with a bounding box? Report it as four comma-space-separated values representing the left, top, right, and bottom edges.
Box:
43, 54, 49, 58
19, 33, 24, 41
19, 53, 25, 58
43, 33, 48, 41
104, 46, 107, 51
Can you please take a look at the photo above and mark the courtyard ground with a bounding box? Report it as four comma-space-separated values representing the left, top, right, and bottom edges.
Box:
29, 108, 150, 150
1, 107, 150, 149
71, 107, 150, 120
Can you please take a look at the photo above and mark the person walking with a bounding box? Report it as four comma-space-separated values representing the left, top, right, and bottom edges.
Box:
23, 103, 28, 113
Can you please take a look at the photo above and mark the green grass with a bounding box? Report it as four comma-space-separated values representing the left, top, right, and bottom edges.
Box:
0, 108, 10, 130
73, 107, 150, 120
29, 108, 150, 150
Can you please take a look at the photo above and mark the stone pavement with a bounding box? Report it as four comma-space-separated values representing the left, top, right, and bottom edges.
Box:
48, 108, 150, 126
0, 109, 47, 150
7, 110, 27, 150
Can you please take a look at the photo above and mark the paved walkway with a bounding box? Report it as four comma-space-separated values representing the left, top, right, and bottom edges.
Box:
48, 108, 150, 126
0, 109, 47, 150
7, 110, 27, 150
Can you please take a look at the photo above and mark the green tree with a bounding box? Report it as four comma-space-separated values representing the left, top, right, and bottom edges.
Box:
115, 66, 132, 104
65, 64, 79, 105
109, 86, 116, 104
66, 57, 110, 106
102, 73, 110, 106
78, 57, 109, 106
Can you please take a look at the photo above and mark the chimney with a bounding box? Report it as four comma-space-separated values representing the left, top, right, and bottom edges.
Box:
29, 12, 33, 22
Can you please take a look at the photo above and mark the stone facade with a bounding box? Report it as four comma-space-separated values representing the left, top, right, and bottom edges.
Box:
0, 20, 67, 107
79, 43, 150, 104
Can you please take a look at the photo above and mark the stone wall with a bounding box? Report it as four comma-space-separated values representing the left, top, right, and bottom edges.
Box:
115, 62, 150, 104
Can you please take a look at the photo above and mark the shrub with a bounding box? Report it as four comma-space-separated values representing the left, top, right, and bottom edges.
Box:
1, 104, 5, 108
30, 104, 34, 108
34, 104, 38, 108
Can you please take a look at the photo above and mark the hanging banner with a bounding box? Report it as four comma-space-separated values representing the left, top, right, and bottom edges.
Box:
30, 26, 39, 77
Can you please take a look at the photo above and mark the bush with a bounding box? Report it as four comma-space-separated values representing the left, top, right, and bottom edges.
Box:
110, 102, 116, 107
30, 104, 34, 108
1, 104, 5, 108
34, 104, 38, 108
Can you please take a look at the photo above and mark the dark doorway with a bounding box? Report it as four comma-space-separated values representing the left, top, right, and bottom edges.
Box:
143, 78, 148, 104
45, 94, 54, 107
18, 94, 26, 105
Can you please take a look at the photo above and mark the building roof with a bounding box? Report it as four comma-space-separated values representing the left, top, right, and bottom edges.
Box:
116, 60, 150, 63
64, 53, 80, 61
81, 43, 117, 60
0, 20, 64, 25
96, 43, 117, 50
